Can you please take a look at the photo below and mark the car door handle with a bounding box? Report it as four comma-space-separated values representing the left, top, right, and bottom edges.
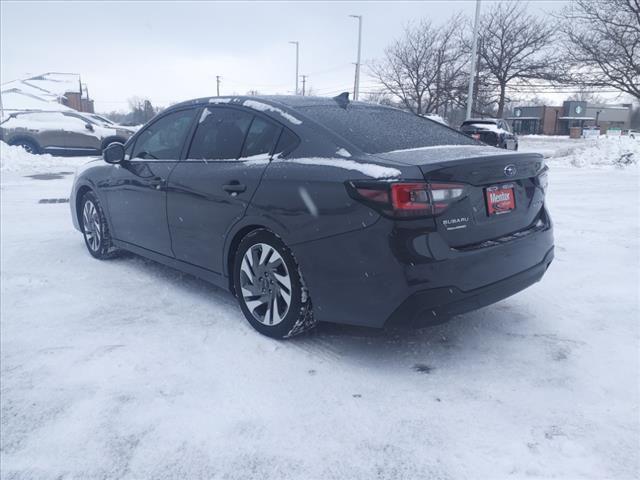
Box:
222, 182, 246, 194
149, 177, 166, 190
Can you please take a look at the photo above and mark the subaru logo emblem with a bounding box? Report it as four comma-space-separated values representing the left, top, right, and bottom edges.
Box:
504, 164, 517, 177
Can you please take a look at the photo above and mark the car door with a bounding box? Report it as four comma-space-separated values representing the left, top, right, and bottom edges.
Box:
166, 106, 281, 273
104, 107, 198, 256
60, 113, 102, 152
22, 112, 68, 151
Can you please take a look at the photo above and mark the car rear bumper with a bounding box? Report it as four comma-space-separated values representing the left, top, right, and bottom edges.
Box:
292, 214, 554, 328
385, 246, 553, 327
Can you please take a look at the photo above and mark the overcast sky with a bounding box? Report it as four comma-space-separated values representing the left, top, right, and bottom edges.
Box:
1, 1, 567, 112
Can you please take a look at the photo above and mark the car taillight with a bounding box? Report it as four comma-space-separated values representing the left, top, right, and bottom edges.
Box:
348, 181, 466, 218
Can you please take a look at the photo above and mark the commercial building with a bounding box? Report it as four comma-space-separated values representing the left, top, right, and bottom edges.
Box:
508, 101, 632, 135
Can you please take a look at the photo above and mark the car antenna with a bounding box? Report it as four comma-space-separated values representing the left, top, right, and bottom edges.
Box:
333, 92, 350, 109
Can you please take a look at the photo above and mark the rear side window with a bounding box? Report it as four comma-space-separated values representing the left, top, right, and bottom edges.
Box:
132, 109, 197, 160
241, 116, 281, 158
273, 128, 299, 157
297, 105, 475, 154
188, 107, 253, 160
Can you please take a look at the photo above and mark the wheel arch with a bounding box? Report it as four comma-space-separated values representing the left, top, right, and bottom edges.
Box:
75, 185, 94, 232
226, 225, 271, 294
8, 135, 41, 152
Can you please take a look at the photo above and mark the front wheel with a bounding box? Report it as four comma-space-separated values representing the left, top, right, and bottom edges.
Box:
233, 230, 316, 338
80, 191, 117, 259
12, 139, 39, 154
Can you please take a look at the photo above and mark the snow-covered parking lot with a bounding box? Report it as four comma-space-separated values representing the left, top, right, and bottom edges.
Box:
1, 137, 639, 479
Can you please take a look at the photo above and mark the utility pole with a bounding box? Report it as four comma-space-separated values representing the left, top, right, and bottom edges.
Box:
289, 41, 299, 94
349, 14, 363, 101
216, 76, 221, 96
466, 0, 481, 120
300, 75, 307, 96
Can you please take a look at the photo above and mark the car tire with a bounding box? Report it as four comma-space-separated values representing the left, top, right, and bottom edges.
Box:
233, 229, 317, 339
80, 191, 118, 259
12, 138, 40, 154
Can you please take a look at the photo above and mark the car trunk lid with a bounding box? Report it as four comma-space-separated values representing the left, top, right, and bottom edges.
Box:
375, 145, 546, 248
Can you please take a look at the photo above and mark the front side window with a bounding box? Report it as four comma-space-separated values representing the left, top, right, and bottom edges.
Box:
132, 109, 197, 160
188, 107, 253, 160
241, 116, 281, 158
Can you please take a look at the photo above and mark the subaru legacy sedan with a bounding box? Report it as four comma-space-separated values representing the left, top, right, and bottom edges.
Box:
70, 94, 553, 338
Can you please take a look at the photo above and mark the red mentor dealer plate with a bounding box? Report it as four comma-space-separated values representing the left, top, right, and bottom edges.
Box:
486, 184, 515, 215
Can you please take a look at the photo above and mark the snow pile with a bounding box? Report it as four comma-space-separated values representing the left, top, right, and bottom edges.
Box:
520, 135, 639, 168
559, 136, 638, 168
0, 141, 92, 174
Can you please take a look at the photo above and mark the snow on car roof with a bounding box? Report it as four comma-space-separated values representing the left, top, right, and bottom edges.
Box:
463, 118, 500, 124
465, 123, 505, 133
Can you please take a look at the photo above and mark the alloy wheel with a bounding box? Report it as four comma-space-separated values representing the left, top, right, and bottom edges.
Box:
239, 243, 292, 326
82, 200, 102, 252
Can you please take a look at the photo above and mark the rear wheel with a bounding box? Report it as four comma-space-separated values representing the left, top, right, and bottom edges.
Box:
11, 138, 39, 154
80, 191, 117, 259
233, 230, 316, 338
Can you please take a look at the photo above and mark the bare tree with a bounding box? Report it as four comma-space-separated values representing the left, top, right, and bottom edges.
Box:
566, 89, 606, 104
471, 2, 559, 117
370, 15, 467, 115
557, 0, 640, 100
127, 96, 158, 124
361, 89, 397, 106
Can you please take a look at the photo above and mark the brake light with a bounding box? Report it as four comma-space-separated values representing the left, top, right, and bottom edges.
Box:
349, 181, 466, 218
391, 183, 430, 211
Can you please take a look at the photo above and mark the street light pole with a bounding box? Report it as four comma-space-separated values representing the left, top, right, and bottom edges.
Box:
466, 0, 481, 120
289, 41, 299, 95
349, 15, 363, 101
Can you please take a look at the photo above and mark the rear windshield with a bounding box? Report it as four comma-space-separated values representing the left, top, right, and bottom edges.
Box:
297, 104, 475, 154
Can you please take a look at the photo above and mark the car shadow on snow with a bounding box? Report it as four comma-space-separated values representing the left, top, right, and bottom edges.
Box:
104, 250, 528, 369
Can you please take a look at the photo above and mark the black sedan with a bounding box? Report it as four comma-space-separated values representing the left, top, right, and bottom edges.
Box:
70, 94, 553, 338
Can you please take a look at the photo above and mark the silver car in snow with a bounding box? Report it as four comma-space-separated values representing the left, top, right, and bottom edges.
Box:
0, 111, 134, 155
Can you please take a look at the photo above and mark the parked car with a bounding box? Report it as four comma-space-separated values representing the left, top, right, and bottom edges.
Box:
70, 94, 553, 338
0, 110, 135, 155
460, 118, 518, 150
623, 129, 639, 139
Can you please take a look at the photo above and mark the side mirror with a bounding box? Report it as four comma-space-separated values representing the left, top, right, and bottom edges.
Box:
85, 123, 94, 132
103, 142, 125, 164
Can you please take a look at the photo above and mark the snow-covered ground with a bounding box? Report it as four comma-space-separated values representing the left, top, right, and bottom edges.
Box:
1, 138, 639, 479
